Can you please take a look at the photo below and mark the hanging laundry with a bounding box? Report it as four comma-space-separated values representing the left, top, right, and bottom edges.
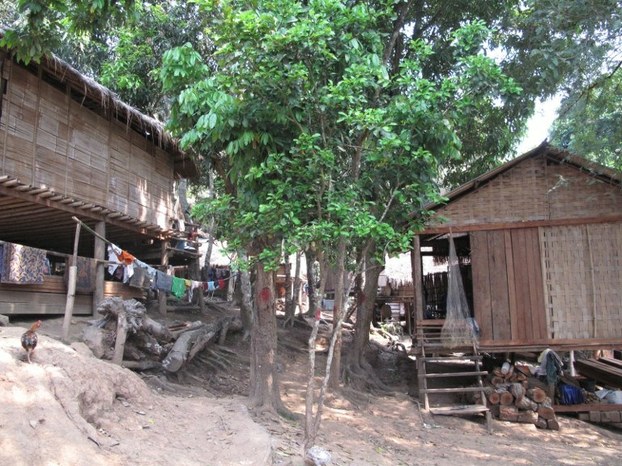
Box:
154, 270, 173, 293
107, 244, 122, 276
117, 250, 136, 265
116, 249, 135, 281
129, 266, 149, 289
64, 256, 96, 293
171, 276, 187, 299
1, 243, 47, 285
133, 259, 156, 289
218, 278, 225, 290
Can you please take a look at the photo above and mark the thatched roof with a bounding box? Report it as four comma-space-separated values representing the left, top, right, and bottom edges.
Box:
2, 34, 198, 179
426, 141, 621, 212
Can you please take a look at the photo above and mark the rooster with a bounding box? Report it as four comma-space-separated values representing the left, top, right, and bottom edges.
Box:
21, 320, 42, 363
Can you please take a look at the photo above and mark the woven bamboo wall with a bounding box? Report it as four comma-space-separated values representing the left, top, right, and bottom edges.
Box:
540, 223, 622, 339
0, 62, 175, 229
430, 156, 622, 228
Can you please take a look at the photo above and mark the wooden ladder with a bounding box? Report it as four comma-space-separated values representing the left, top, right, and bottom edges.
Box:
415, 321, 492, 432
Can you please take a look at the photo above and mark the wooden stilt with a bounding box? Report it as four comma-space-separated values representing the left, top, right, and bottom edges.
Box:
92, 221, 106, 315
62, 220, 81, 341
158, 240, 170, 314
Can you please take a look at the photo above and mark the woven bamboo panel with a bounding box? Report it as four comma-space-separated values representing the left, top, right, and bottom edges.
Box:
2, 61, 178, 231
430, 157, 548, 227
585, 223, 622, 338
540, 223, 622, 340
430, 156, 622, 229
546, 163, 622, 218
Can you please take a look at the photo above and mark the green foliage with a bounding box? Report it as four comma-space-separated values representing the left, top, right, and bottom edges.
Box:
1, 0, 136, 64
169, 0, 521, 269
550, 69, 622, 170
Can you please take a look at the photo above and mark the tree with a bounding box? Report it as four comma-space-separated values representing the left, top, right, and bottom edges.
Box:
549, 67, 622, 170
159, 0, 521, 427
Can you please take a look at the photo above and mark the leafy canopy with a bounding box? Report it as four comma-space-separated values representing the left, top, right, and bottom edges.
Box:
161, 0, 521, 268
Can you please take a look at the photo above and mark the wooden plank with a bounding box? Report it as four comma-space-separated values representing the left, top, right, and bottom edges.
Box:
420, 215, 622, 235
488, 230, 511, 340
430, 405, 489, 415
470, 231, 493, 340
504, 230, 519, 339
600, 358, 622, 370
423, 387, 488, 394
526, 228, 547, 339
511, 228, 531, 340
425, 371, 488, 378
0, 288, 92, 315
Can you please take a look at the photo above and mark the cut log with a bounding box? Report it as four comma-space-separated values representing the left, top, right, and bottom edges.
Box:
491, 376, 506, 386
488, 392, 501, 405
510, 383, 525, 402
499, 405, 518, 422
537, 406, 556, 421
528, 387, 547, 403
516, 396, 538, 412
499, 391, 515, 406
517, 411, 537, 424
162, 317, 230, 372
547, 418, 560, 431
534, 416, 548, 429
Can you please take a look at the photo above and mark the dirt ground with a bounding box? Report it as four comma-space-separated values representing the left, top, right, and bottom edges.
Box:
2, 303, 622, 466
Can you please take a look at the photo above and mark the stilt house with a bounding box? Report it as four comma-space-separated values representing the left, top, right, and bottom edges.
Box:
412, 142, 622, 353
0, 48, 199, 315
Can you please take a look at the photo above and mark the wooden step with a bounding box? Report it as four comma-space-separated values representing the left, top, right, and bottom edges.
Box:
422, 355, 482, 362
425, 371, 488, 378
430, 404, 490, 415
421, 386, 488, 394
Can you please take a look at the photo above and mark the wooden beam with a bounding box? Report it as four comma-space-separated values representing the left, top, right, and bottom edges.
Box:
420, 215, 622, 235
0, 183, 166, 239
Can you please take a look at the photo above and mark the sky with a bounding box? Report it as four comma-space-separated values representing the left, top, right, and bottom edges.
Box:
515, 95, 562, 155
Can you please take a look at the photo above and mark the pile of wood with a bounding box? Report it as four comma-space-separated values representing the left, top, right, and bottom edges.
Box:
83, 297, 237, 373
486, 363, 559, 430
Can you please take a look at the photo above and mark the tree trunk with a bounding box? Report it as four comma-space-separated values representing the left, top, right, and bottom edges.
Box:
328, 238, 347, 390
285, 252, 302, 324
238, 251, 253, 339
350, 249, 383, 368
305, 249, 320, 317
249, 261, 287, 414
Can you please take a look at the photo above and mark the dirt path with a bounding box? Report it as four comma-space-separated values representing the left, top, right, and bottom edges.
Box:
3, 315, 622, 465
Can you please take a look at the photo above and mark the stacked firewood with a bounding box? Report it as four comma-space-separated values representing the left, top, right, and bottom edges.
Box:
485, 363, 559, 430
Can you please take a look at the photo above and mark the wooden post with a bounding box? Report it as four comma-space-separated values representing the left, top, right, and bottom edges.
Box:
112, 309, 128, 365
411, 235, 424, 322
92, 221, 106, 315
158, 240, 169, 314
62, 220, 81, 342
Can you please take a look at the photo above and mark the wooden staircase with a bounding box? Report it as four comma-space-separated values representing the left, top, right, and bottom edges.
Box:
415, 320, 492, 432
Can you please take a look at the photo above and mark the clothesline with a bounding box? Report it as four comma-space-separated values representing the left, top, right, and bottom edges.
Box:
72, 217, 232, 301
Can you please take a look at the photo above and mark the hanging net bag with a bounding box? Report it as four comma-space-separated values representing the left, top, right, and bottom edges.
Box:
441, 235, 479, 348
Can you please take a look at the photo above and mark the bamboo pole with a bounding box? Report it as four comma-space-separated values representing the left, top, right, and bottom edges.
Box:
62, 220, 81, 342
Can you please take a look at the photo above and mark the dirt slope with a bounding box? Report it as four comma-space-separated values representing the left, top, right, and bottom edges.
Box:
3, 316, 622, 466
0, 326, 271, 466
